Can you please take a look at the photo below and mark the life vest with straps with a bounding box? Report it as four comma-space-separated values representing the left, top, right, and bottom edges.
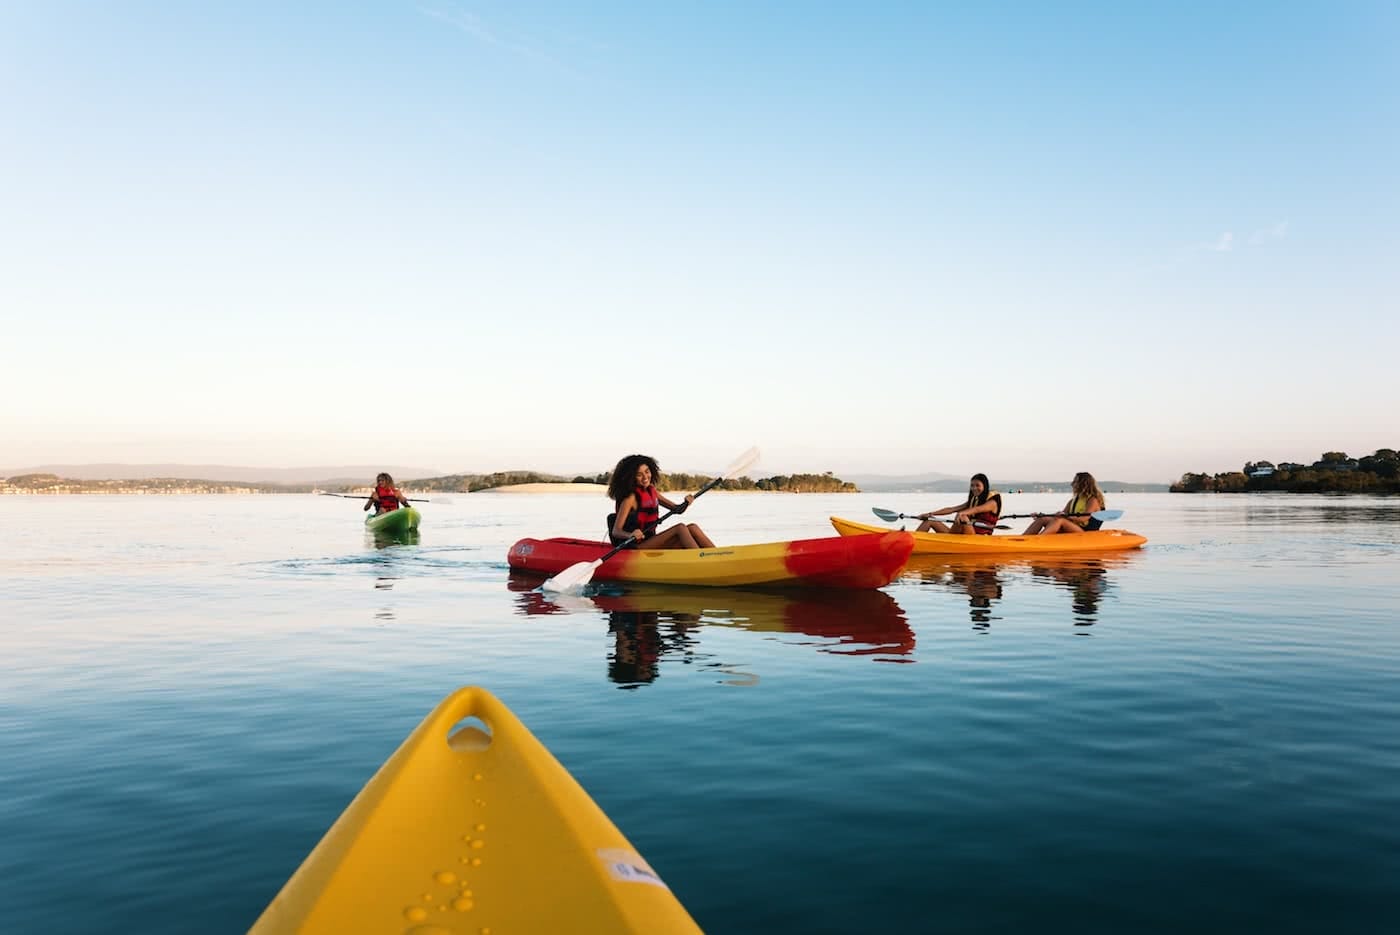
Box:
968, 491, 1002, 536
611, 485, 660, 539
1069, 494, 1103, 530
374, 484, 401, 513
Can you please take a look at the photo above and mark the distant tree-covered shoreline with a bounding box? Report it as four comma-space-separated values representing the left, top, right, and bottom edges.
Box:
3, 469, 860, 494
409, 470, 859, 494
1171, 449, 1400, 494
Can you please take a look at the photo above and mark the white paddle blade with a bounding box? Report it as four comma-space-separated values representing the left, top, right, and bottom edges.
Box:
872, 507, 901, 522
540, 559, 602, 594
722, 446, 761, 480
1092, 509, 1124, 521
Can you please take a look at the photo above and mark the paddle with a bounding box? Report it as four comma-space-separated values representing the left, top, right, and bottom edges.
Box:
871, 507, 1006, 530
998, 509, 1123, 522
540, 446, 761, 594
318, 492, 442, 504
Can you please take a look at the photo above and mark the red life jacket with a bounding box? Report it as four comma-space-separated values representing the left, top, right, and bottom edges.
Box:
616, 485, 660, 537
968, 492, 1002, 536
374, 484, 400, 513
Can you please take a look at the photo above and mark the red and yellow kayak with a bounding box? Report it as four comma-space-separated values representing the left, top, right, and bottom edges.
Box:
830, 516, 1147, 555
251, 687, 702, 934
508, 531, 915, 589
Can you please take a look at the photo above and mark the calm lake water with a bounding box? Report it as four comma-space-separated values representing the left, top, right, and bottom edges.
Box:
3, 492, 1399, 933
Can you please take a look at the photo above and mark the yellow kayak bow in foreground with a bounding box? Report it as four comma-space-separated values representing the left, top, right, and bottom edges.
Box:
251, 687, 702, 934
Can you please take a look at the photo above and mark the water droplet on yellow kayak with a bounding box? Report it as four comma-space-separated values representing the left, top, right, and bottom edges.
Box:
403, 906, 428, 922
453, 898, 475, 912
470, 839, 484, 849
434, 871, 457, 885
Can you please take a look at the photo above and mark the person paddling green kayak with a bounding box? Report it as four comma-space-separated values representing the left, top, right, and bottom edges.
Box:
364, 472, 421, 535
364, 472, 411, 516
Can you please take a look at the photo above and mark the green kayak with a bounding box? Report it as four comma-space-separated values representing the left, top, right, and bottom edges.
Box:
365, 506, 421, 535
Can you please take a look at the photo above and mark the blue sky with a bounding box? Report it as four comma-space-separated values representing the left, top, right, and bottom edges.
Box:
3, 1, 1396, 482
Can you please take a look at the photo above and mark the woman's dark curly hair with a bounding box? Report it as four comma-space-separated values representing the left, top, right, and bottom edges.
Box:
606, 454, 660, 505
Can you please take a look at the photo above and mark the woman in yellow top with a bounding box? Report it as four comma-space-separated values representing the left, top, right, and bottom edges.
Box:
916, 473, 1002, 535
1022, 472, 1106, 535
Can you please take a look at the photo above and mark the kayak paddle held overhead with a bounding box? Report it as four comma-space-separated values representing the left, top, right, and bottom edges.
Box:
540, 446, 761, 594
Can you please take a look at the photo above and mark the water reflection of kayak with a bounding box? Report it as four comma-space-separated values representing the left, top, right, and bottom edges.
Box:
588, 585, 916, 658
369, 527, 421, 549
905, 553, 1137, 623
901, 551, 1143, 581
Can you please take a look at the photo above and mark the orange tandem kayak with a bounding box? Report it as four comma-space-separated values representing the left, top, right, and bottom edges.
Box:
830, 516, 1147, 555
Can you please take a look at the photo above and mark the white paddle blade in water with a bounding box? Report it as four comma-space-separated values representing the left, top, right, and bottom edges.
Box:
539, 559, 602, 594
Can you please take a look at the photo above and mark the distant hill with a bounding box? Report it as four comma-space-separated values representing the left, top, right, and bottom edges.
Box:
844, 472, 964, 492
0, 463, 444, 484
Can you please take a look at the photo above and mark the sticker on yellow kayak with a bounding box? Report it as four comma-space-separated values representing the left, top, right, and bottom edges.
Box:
598, 848, 670, 888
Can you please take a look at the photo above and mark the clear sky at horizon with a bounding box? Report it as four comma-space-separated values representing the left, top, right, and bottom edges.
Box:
4, 1, 1396, 483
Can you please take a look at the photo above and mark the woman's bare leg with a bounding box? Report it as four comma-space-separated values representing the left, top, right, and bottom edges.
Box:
916, 519, 951, 533
686, 523, 715, 548
641, 526, 705, 548
641, 525, 697, 549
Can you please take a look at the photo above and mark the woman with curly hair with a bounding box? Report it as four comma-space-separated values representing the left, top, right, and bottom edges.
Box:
606, 454, 715, 550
